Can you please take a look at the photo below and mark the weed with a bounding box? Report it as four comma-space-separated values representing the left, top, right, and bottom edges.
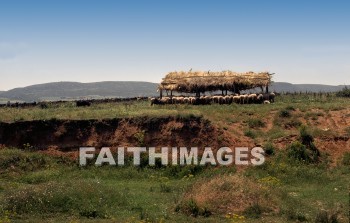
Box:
247, 118, 265, 128
285, 208, 307, 222
284, 118, 302, 128
285, 105, 296, 111
342, 152, 350, 166
134, 130, 145, 146
263, 143, 275, 156
159, 183, 172, 193
177, 199, 211, 218
315, 210, 339, 223
279, 109, 291, 118
244, 129, 256, 139
243, 204, 263, 219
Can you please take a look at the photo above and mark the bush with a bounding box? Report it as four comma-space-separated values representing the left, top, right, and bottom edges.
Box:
244, 129, 256, 139
300, 125, 314, 145
176, 199, 211, 217
243, 204, 263, 219
285, 106, 296, 111
279, 109, 291, 118
342, 152, 350, 166
288, 126, 320, 163
287, 141, 319, 164
159, 183, 172, 193
336, 86, 350, 97
263, 143, 275, 156
247, 119, 266, 128
284, 118, 302, 129
315, 210, 339, 223
285, 209, 307, 222
164, 165, 205, 178
134, 130, 145, 146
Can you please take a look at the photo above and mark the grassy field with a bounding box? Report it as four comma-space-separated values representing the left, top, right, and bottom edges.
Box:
0, 95, 350, 222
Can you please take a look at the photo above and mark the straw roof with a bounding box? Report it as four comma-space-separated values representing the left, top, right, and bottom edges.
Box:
159, 71, 272, 93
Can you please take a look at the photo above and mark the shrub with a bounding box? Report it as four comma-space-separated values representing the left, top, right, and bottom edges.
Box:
345, 127, 350, 137
336, 86, 350, 97
285, 209, 307, 222
284, 118, 302, 129
247, 119, 266, 128
299, 126, 319, 156
279, 109, 291, 118
159, 183, 172, 193
287, 141, 320, 163
134, 130, 145, 146
315, 210, 339, 223
243, 204, 263, 219
288, 125, 320, 163
244, 129, 256, 139
176, 199, 211, 217
285, 106, 296, 111
342, 152, 350, 166
300, 125, 313, 143
263, 143, 275, 156
164, 165, 205, 178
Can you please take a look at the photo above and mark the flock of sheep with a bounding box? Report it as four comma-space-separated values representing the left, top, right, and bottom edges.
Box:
150, 92, 275, 105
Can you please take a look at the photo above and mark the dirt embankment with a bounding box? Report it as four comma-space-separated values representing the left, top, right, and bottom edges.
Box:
0, 116, 228, 151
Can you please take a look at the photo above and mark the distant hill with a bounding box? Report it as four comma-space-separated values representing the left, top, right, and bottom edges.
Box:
269, 82, 347, 93
0, 81, 159, 102
0, 81, 347, 102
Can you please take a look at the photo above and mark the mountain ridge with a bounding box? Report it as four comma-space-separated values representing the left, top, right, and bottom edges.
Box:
0, 81, 347, 102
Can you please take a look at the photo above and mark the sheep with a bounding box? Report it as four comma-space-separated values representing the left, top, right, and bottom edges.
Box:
247, 94, 257, 104
233, 95, 240, 104
160, 97, 171, 104
205, 96, 212, 104
212, 95, 219, 104
224, 95, 233, 104
240, 94, 248, 104
217, 96, 225, 104
199, 96, 207, 104
150, 97, 165, 105
262, 92, 276, 103
257, 94, 264, 104
173, 96, 184, 104
189, 96, 196, 105
183, 97, 190, 104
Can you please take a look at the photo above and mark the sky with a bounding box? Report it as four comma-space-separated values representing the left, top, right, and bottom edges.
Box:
0, 0, 349, 90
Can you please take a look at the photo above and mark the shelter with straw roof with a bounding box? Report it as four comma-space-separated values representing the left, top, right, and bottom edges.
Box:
158, 70, 273, 97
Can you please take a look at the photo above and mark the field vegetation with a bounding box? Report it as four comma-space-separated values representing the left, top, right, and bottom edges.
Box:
0, 94, 349, 222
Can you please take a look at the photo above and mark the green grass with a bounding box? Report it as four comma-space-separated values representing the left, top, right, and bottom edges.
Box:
0, 95, 350, 222
0, 149, 215, 222
0, 96, 348, 124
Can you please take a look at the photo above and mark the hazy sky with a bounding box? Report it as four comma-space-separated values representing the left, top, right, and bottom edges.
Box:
0, 0, 349, 90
